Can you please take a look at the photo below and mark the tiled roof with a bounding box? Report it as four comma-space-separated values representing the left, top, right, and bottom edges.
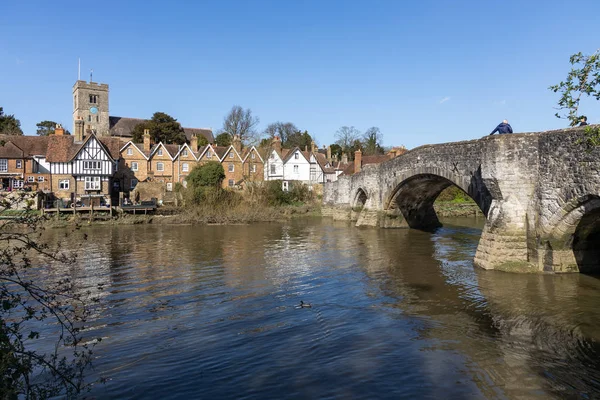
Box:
46, 136, 79, 162
164, 144, 180, 158
109, 116, 214, 144
362, 154, 391, 165
99, 137, 122, 160
0, 135, 51, 156
213, 146, 228, 159
0, 141, 24, 158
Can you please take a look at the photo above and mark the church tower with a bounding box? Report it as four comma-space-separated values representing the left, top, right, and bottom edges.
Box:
72, 80, 109, 137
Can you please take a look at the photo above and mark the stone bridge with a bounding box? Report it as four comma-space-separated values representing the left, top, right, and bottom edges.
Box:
323, 127, 600, 273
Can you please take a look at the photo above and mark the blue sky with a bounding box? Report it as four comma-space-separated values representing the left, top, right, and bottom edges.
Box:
1, 0, 599, 149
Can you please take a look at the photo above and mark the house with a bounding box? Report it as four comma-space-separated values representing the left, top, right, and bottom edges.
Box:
220, 136, 244, 188
0, 135, 51, 191
241, 146, 264, 184
264, 136, 288, 181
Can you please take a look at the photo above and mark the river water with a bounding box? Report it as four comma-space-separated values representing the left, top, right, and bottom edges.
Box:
34, 217, 600, 399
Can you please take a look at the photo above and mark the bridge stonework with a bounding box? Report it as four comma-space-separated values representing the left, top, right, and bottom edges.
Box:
323, 127, 600, 273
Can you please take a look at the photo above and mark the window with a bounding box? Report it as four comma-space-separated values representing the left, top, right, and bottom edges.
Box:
12, 179, 23, 189
251, 153, 255, 159
0, 159, 7, 172
27, 176, 34, 182
182, 163, 189, 172
37, 176, 44, 182
270, 164, 276, 174
59, 179, 70, 190
16, 160, 22, 169
228, 179, 234, 187
84, 161, 101, 170
206, 151, 211, 158
166, 182, 173, 192
294, 153, 299, 159
88, 115, 91, 122
270, 153, 274, 159
84, 176, 101, 190
282, 181, 289, 192
182, 149, 188, 157
127, 148, 133, 155
229, 152, 234, 158
131, 178, 138, 190
228, 163, 234, 172
131, 161, 138, 171
157, 148, 163, 156
96, 116, 99, 123
293, 165, 299, 173
251, 164, 256, 173
157, 162, 164, 172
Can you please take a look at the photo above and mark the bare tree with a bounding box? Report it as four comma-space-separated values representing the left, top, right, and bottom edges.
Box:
362, 126, 384, 155
335, 126, 361, 152
221, 106, 260, 145
263, 122, 299, 145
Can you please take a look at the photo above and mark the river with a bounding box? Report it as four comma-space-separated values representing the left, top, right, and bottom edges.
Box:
33, 217, 600, 399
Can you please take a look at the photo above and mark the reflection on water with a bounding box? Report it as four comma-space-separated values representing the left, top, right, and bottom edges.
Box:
32, 218, 600, 399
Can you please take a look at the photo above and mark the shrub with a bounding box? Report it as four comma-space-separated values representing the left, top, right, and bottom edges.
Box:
186, 162, 225, 188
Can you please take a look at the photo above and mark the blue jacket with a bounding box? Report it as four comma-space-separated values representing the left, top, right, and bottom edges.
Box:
490, 123, 513, 135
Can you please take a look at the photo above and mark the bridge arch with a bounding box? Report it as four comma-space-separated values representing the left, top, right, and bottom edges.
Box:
383, 169, 489, 231
353, 187, 369, 209
543, 194, 600, 273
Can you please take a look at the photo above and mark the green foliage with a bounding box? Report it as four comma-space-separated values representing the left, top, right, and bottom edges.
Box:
185, 161, 225, 189
215, 132, 232, 147
549, 49, 600, 126
284, 130, 313, 149
0, 106, 23, 136
329, 144, 342, 160
197, 135, 209, 146
131, 112, 187, 144
362, 127, 384, 156
436, 186, 474, 204
579, 125, 600, 148
35, 120, 71, 136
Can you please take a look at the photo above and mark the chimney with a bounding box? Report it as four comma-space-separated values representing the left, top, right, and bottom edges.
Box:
304, 145, 308, 152
341, 153, 348, 164
311, 141, 317, 154
74, 117, 84, 142
143, 129, 151, 152
354, 149, 362, 174
233, 134, 242, 153
327, 146, 332, 163
55, 124, 64, 136
272, 135, 282, 153
190, 134, 198, 153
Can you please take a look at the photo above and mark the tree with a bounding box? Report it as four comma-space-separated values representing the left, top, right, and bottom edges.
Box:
186, 161, 225, 188
285, 130, 313, 149
329, 143, 343, 160
131, 112, 187, 145
263, 122, 299, 145
36, 120, 71, 136
221, 106, 259, 144
335, 126, 360, 152
362, 126, 384, 156
215, 132, 232, 147
550, 49, 600, 126
0, 107, 23, 136
197, 135, 209, 146
0, 198, 99, 397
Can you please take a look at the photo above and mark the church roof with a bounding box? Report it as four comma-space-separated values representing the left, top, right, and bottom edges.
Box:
108, 116, 214, 144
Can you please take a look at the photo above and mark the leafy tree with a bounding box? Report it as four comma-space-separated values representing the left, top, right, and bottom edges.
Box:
550, 49, 600, 126
221, 106, 259, 144
285, 130, 313, 149
0, 107, 23, 135
335, 126, 360, 152
36, 120, 71, 136
197, 135, 209, 146
362, 126, 384, 156
263, 122, 298, 145
131, 112, 187, 145
186, 161, 225, 188
215, 132, 232, 147
0, 198, 100, 397
329, 144, 343, 160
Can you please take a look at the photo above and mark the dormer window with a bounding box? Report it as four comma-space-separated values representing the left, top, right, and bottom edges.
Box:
157, 148, 163, 156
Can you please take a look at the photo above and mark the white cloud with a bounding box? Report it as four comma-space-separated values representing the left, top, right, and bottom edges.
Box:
439, 96, 451, 104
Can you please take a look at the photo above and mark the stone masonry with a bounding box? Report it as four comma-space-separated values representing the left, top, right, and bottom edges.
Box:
322, 127, 600, 273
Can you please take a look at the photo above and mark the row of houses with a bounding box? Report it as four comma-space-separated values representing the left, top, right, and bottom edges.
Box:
0, 124, 405, 207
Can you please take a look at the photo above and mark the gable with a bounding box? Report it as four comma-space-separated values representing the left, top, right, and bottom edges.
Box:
75, 136, 112, 161
285, 149, 309, 164
150, 143, 173, 160
222, 146, 242, 162
121, 142, 147, 159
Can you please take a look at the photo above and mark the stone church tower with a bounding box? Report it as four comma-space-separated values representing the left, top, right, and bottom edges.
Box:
72, 80, 109, 137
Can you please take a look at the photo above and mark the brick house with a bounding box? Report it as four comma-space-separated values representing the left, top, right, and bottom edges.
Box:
241, 146, 264, 184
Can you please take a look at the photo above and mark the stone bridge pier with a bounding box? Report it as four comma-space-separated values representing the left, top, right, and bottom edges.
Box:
323, 127, 600, 273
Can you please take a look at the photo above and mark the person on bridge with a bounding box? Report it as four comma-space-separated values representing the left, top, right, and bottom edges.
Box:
579, 116, 589, 127
489, 120, 513, 135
